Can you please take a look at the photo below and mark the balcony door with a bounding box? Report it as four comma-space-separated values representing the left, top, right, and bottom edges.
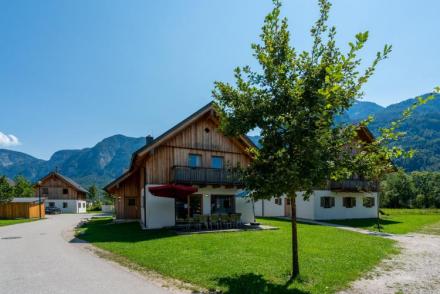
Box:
175, 194, 203, 220
189, 194, 202, 216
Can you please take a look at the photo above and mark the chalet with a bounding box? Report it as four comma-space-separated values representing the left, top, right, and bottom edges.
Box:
254, 127, 380, 220
34, 171, 87, 213
105, 102, 256, 229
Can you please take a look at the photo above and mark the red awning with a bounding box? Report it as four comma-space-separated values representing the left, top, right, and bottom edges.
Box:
148, 184, 198, 199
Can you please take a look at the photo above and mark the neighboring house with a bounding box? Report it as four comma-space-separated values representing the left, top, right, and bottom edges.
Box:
6, 177, 15, 186
34, 172, 87, 213
254, 127, 379, 220
0, 197, 45, 219
105, 102, 256, 229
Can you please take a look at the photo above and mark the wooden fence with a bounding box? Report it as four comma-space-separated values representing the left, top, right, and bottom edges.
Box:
0, 202, 45, 219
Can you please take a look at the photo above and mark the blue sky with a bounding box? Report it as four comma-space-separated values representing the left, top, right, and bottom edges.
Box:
0, 0, 439, 159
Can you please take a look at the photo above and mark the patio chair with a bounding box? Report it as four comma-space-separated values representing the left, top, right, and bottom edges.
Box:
229, 213, 237, 228
185, 218, 193, 231
210, 214, 220, 230
220, 214, 232, 229
234, 213, 242, 227
192, 215, 202, 231
199, 215, 210, 230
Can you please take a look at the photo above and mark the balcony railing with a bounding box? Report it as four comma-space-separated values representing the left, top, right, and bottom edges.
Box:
171, 166, 243, 186
330, 180, 379, 192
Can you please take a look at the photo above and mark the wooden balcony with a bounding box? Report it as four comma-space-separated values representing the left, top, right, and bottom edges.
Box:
171, 166, 243, 186
330, 180, 379, 192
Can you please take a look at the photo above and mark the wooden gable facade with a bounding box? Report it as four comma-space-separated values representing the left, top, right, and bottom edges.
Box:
34, 172, 87, 201
106, 103, 255, 219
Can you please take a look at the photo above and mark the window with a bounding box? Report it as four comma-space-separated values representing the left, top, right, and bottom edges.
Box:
343, 197, 356, 208
42, 188, 49, 194
48, 202, 55, 207
82, 203, 86, 208
63, 188, 68, 195
211, 156, 224, 169
363, 197, 375, 208
188, 154, 202, 167
274, 197, 282, 205
211, 195, 235, 214
78, 202, 81, 209
320, 197, 335, 208
63, 202, 68, 208
128, 198, 136, 206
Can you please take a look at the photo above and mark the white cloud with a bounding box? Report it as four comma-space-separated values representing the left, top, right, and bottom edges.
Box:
0, 132, 20, 147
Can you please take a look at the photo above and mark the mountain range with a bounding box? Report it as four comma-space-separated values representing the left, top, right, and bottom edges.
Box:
0, 135, 145, 188
1, 93, 439, 188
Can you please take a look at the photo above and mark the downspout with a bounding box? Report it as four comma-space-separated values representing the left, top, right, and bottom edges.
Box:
252, 197, 256, 223
144, 168, 147, 229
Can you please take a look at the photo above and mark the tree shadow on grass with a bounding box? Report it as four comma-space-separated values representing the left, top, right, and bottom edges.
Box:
216, 273, 310, 294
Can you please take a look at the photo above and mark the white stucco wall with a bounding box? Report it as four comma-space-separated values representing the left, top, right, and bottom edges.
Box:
254, 191, 377, 221
313, 191, 378, 220
46, 199, 86, 213
143, 185, 175, 229
254, 199, 285, 217
235, 197, 255, 224
296, 193, 315, 219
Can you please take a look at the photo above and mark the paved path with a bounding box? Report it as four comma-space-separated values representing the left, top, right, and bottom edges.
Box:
0, 214, 176, 294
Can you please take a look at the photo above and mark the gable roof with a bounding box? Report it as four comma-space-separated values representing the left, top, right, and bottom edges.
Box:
36, 171, 88, 194
11, 197, 45, 203
357, 125, 375, 143
105, 102, 257, 191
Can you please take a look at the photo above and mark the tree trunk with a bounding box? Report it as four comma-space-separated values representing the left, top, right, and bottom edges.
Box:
290, 193, 300, 279
376, 181, 381, 232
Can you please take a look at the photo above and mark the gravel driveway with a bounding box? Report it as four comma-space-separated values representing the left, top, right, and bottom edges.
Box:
0, 214, 176, 294
339, 233, 440, 294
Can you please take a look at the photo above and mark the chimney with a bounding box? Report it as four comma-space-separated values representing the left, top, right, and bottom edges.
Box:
146, 135, 154, 145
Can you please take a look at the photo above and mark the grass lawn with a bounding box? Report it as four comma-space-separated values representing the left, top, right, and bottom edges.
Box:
78, 217, 396, 294
0, 218, 36, 227
325, 209, 440, 234
86, 210, 103, 214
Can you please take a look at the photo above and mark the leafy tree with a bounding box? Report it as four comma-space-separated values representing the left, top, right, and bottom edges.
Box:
213, 0, 434, 278
13, 175, 34, 197
102, 191, 114, 205
380, 170, 415, 208
0, 176, 14, 204
381, 171, 440, 208
87, 184, 99, 203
